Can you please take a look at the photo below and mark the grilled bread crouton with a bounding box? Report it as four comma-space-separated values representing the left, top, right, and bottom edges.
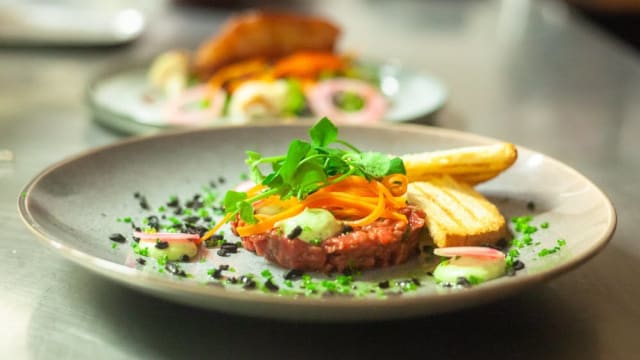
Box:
407, 175, 507, 248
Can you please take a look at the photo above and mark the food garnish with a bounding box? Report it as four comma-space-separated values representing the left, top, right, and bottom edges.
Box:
201, 116, 407, 241
110, 118, 570, 295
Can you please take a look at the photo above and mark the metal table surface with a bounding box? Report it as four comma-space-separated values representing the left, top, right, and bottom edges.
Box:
1, 1, 638, 359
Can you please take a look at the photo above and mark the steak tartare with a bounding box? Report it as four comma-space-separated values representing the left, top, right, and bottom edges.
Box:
232, 206, 425, 272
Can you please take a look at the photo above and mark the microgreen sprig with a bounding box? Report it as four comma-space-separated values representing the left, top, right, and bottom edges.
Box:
223, 117, 405, 224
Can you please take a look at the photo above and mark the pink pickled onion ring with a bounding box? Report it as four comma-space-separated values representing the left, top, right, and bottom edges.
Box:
433, 246, 506, 260
306, 78, 387, 124
134, 231, 199, 244
164, 85, 225, 125
234, 180, 256, 192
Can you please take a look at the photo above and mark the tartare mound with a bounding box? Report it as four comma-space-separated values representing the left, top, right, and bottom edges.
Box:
232, 206, 426, 273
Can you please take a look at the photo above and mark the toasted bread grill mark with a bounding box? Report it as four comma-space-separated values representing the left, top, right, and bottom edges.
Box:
407, 176, 507, 248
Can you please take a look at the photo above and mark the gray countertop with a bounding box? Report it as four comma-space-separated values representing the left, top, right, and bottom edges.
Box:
1, 0, 638, 359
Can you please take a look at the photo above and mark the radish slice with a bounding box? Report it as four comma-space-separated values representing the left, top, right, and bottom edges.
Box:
134, 231, 199, 243
433, 246, 505, 260
164, 85, 225, 125
234, 180, 256, 192
306, 78, 387, 124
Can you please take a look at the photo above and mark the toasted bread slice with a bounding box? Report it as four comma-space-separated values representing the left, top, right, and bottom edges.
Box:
407, 175, 507, 248
402, 143, 517, 185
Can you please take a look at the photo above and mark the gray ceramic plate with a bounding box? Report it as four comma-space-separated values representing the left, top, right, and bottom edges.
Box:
87, 62, 448, 135
18, 123, 616, 321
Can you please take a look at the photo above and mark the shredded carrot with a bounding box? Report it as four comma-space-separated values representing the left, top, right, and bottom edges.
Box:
342, 186, 385, 227
382, 174, 408, 197
204, 174, 410, 239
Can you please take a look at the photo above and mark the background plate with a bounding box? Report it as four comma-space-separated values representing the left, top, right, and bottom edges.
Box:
18, 123, 615, 321
87, 62, 448, 135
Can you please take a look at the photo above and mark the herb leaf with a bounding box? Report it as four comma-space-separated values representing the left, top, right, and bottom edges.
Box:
223, 191, 247, 213
280, 140, 311, 183
245, 151, 265, 182
309, 117, 338, 147
387, 157, 406, 175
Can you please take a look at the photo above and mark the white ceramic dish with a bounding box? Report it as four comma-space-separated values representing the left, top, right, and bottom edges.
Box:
18, 123, 616, 321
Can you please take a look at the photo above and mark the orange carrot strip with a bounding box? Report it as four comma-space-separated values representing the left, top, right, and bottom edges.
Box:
342, 188, 385, 227
382, 174, 408, 197
200, 211, 234, 242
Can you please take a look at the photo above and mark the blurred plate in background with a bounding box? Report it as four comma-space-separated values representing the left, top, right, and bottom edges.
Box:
0, 3, 145, 46
87, 61, 448, 135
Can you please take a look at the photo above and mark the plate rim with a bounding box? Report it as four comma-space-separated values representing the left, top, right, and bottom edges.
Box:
17, 122, 617, 319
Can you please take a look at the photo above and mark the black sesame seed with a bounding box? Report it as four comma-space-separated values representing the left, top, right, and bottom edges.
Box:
136, 258, 146, 265
442, 282, 453, 288
139, 196, 150, 210
218, 264, 229, 271
165, 263, 186, 277
133, 192, 141, 199
210, 268, 224, 279
496, 238, 508, 250
185, 200, 203, 209
412, 278, 421, 286
240, 276, 256, 290
341, 224, 354, 234
218, 176, 226, 184
217, 248, 229, 257
183, 216, 200, 224
109, 233, 126, 243
264, 279, 279, 292
287, 225, 303, 239
146, 215, 160, 231
196, 226, 208, 237
378, 280, 390, 289
167, 197, 179, 207
506, 267, 516, 276
181, 254, 190, 262
155, 241, 169, 249
209, 181, 217, 188
227, 276, 238, 284
203, 216, 212, 222
426, 271, 433, 276
526, 201, 536, 211
456, 277, 472, 288
132, 236, 140, 243
221, 243, 238, 253
284, 269, 304, 280
513, 260, 525, 271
